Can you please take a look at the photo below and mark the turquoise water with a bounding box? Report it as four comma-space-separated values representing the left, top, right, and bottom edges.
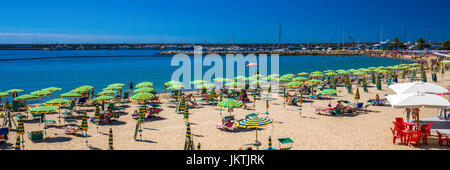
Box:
0, 50, 411, 103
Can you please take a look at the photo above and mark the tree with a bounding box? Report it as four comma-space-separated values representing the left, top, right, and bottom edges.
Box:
415, 38, 430, 50
389, 37, 406, 49
438, 40, 450, 50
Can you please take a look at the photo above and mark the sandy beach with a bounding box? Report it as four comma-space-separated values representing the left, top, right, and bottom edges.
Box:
2, 57, 449, 150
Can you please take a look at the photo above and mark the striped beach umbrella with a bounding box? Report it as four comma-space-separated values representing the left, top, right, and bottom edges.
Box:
16, 115, 25, 135
268, 136, 272, 150
165, 80, 182, 87
421, 70, 427, 82
178, 97, 186, 113
197, 143, 201, 150
376, 74, 382, 90
190, 80, 209, 85
103, 86, 122, 91
217, 99, 243, 108
132, 93, 155, 101
138, 103, 146, 124
109, 83, 126, 87
15, 135, 21, 150
14, 94, 38, 101
185, 122, 194, 150
134, 87, 154, 93
80, 112, 88, 131
236, 116, 273, 144
265, 99, 269, 114
7, 89, 24, 98
94, 104, 101, 122
108, 128, 113, 150
363, 77, 368, 92
355, 88, 360, 101
184, 104, 190, 121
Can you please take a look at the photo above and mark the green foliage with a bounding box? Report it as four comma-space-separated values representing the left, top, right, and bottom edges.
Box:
438, 40, 450, 50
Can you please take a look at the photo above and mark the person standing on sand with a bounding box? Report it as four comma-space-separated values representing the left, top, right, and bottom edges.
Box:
129, 81, 133, 90
412, 108, 420, 122
403, 108, 411, 122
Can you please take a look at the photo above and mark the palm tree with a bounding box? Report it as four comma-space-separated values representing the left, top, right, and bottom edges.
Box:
416, 38, 427, 50
390, 37, 405, 49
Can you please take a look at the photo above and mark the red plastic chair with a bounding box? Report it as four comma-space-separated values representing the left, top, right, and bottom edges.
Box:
406, 131, 421, 147
419, 125, 429, 145
436, 131, 449, 146
425, 122, 434, 136
390, 128, 404, 144
395, 117, 404, 124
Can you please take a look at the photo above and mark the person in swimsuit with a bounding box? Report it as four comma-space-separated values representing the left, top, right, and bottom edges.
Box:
403, 108, 411, 122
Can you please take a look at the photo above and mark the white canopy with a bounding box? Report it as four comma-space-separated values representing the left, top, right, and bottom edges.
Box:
386, 92, 450, 109
388, 81, 449, 94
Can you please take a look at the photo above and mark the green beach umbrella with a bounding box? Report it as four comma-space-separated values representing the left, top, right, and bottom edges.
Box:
91, 95, 115, 102
279, 76, 292, 83
0, 92, 9, 97
213, 78, 232, 83
139, 103, 146, 124
79, 85, 94, 90
421, 71, 427, 82
167, 85, 184, 90
293, 77, 308, 82
285, 81, 303, 87
376, 74, 382, 90
165, 80, 182, 87
108, 128, 113, 150
190, 80, 208, 85
43, 87, 62, 92
297, 72, 309, 76
184, 104, 190, 121
28, 105, 58, 114
196, 83, 215, 89
305, 79, 324, 85
98, 90, 119, 95
135, 82, 154, 88
109, 83, 126, 87
318, 89, 341, 95
325, 72, 338, 77
14, 94, 38, 105
94, 104, 101, 122
103, 86, 122, 91
234, 76, 247, 81
281, 74, 295, 79
132, 93, 155, 101
225, 82, 243, 87
134, 87, 154, 93
60, 92, 82, 98
217, 99, 243, 108
362, 77, 368, 92
7, 89, 24, 94
70, 88, 89, 94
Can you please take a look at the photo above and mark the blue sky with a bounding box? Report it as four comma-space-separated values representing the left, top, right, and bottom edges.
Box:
0, 0, 448, 43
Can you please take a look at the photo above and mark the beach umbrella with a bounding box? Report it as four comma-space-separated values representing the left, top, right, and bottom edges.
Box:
133, 87, 154, 93
135, 82, 154, 88
213, 78, 232, 83
184, 104, 190, 122
310, 73, 324, 78
318, 89, 340, 95
45, 98, 71, 106
197, 143, 201, 150
14, 94, 38, 101
59, 92, 82, 99
0, 92, 10, 103
28, 105, 58, 114
362, 77, 368, 92
43, 87, 62, 93
178, 97, 186, 113
165, 80, 182, 86
185, 122, 194, 150
224, 82, 243, 87
79, 85, 94, 90
94, 104, 101, 131
388, 82, 448, 94
264, 76, 278, 81
386, 92, 450, 122
305, 79, 324, 85
132, 93, 155, 101
293, 77, 308, 82
7, 89, 24, 98
109, 83, 126, 87
108, 128, 113, 150
103, 86, 122, 91
70, 88, 89, 94
91, 95, 115, 102
218, 99, 243, 108
376, 74, 382, 90
15, 135, 21, 150
167, 85, 184, 90
196, 83, 215, 89
190, 80, 208, 85
421, 70, 427, 82
265, 99, 269, 114
371, 72, 376, 84
325, 72, 338, 77
80, 112, 88, 132
234, 76, 247, 81
17, 115, 25, 135
279, 76, 292, 83
282, 74, 296, 79
354, 88, 360, 102
236, 116, 273, 148
268, 136, 272, 150
98, 90, 119, 96
285, 81, 303, 87
297, 72, 309, 76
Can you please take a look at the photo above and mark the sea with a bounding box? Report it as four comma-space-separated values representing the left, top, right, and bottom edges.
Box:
0, 49, 412, 104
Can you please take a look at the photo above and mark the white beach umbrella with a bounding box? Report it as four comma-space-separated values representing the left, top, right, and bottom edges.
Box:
388, 81, 449, 94
386, 92, 450, 109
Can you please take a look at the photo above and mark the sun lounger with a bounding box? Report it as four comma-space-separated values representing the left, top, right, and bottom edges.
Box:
315, 107, 333, 115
